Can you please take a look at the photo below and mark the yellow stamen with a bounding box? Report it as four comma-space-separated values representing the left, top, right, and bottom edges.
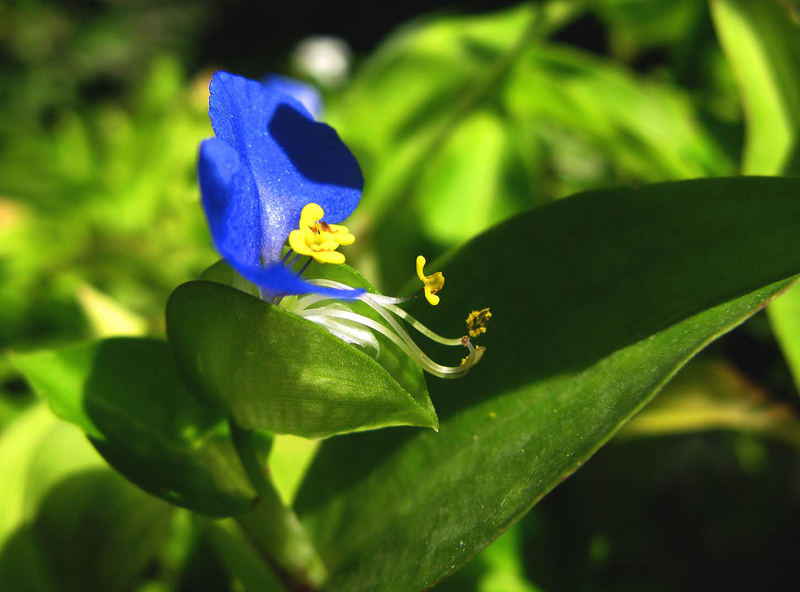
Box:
466, 308, 491, 338
416, 255, 445, 306
288, 202, 355, 264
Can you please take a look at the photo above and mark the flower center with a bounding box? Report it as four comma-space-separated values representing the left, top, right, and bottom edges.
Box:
288, 203, 354, 264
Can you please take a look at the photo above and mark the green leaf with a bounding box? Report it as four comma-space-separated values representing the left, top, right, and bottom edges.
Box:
0, 405, 174, 592
710, 0, 800, 396
415, 110, 518, 245
770, 292, 800, 393
12, 338, 258, 516
199, 258, 430, 408
166, 279, 438, 438
292, 177, 800, 591
710, 0, 800, 175
0, 405, 104, 550
503, 44, 734, 182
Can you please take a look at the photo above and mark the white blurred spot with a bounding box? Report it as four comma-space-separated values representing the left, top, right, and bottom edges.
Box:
292, 36, 352, 88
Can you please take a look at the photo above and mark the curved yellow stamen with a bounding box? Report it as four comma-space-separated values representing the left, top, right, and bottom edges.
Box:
466, 308, 491, 338
289, 202, 354, 264
416, 255, 444, 306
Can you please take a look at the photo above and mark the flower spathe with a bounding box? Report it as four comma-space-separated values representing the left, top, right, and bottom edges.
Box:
198, 71, 363, 298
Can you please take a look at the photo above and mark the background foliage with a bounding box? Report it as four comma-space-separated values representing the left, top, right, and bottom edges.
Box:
2, 0, 800, 590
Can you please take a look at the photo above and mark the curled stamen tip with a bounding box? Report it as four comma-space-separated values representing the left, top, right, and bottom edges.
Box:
460, 345, 486, 368
466, 307, 492, 338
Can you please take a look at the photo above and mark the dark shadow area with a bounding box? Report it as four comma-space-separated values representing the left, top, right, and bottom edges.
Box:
197, 1, 522, 75
521, 433, 800, 591
268, 103, 363, 189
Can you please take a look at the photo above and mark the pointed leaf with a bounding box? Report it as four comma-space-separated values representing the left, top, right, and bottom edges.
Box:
166, 279, 437, 438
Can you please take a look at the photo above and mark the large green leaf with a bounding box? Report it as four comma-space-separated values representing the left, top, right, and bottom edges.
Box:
166, 279, 438, 438
291, 177, 800, 590
12, 338, 257, 516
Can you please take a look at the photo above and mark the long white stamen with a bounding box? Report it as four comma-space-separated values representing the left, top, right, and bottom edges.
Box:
362, 294, 463, 346
299, 308, 477, 379
282, 278, 483, 378
308, 279, 464, 346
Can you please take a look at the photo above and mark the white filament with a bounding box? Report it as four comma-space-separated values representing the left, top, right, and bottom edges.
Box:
284, 279, 483, 379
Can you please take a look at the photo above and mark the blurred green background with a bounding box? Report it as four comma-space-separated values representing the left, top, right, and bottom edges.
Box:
2, 0, 800, 590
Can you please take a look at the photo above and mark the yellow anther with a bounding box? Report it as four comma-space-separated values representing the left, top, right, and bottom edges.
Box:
466, 308, 491, 338
416, 255, 445, 306
288, 202, 355, 264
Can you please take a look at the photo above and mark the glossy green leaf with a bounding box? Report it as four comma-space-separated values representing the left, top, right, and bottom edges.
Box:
166, 279, 438, 438
12, 338, 257, 516
292, 177, 800, 591
199, 258, 430, 409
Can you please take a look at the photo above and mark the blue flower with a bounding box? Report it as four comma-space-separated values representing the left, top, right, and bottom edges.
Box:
198, 71, 363, 298
196, 71, 488, 377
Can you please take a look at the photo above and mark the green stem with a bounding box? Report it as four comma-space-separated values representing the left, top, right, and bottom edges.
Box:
229, 421, 327, 591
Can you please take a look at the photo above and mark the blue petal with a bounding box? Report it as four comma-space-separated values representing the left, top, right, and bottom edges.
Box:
199, 138, 362, 299
209, 71, 363, 264
232, 262, 364, 300
261, 74, 323, 120
198, 138, 262, 267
